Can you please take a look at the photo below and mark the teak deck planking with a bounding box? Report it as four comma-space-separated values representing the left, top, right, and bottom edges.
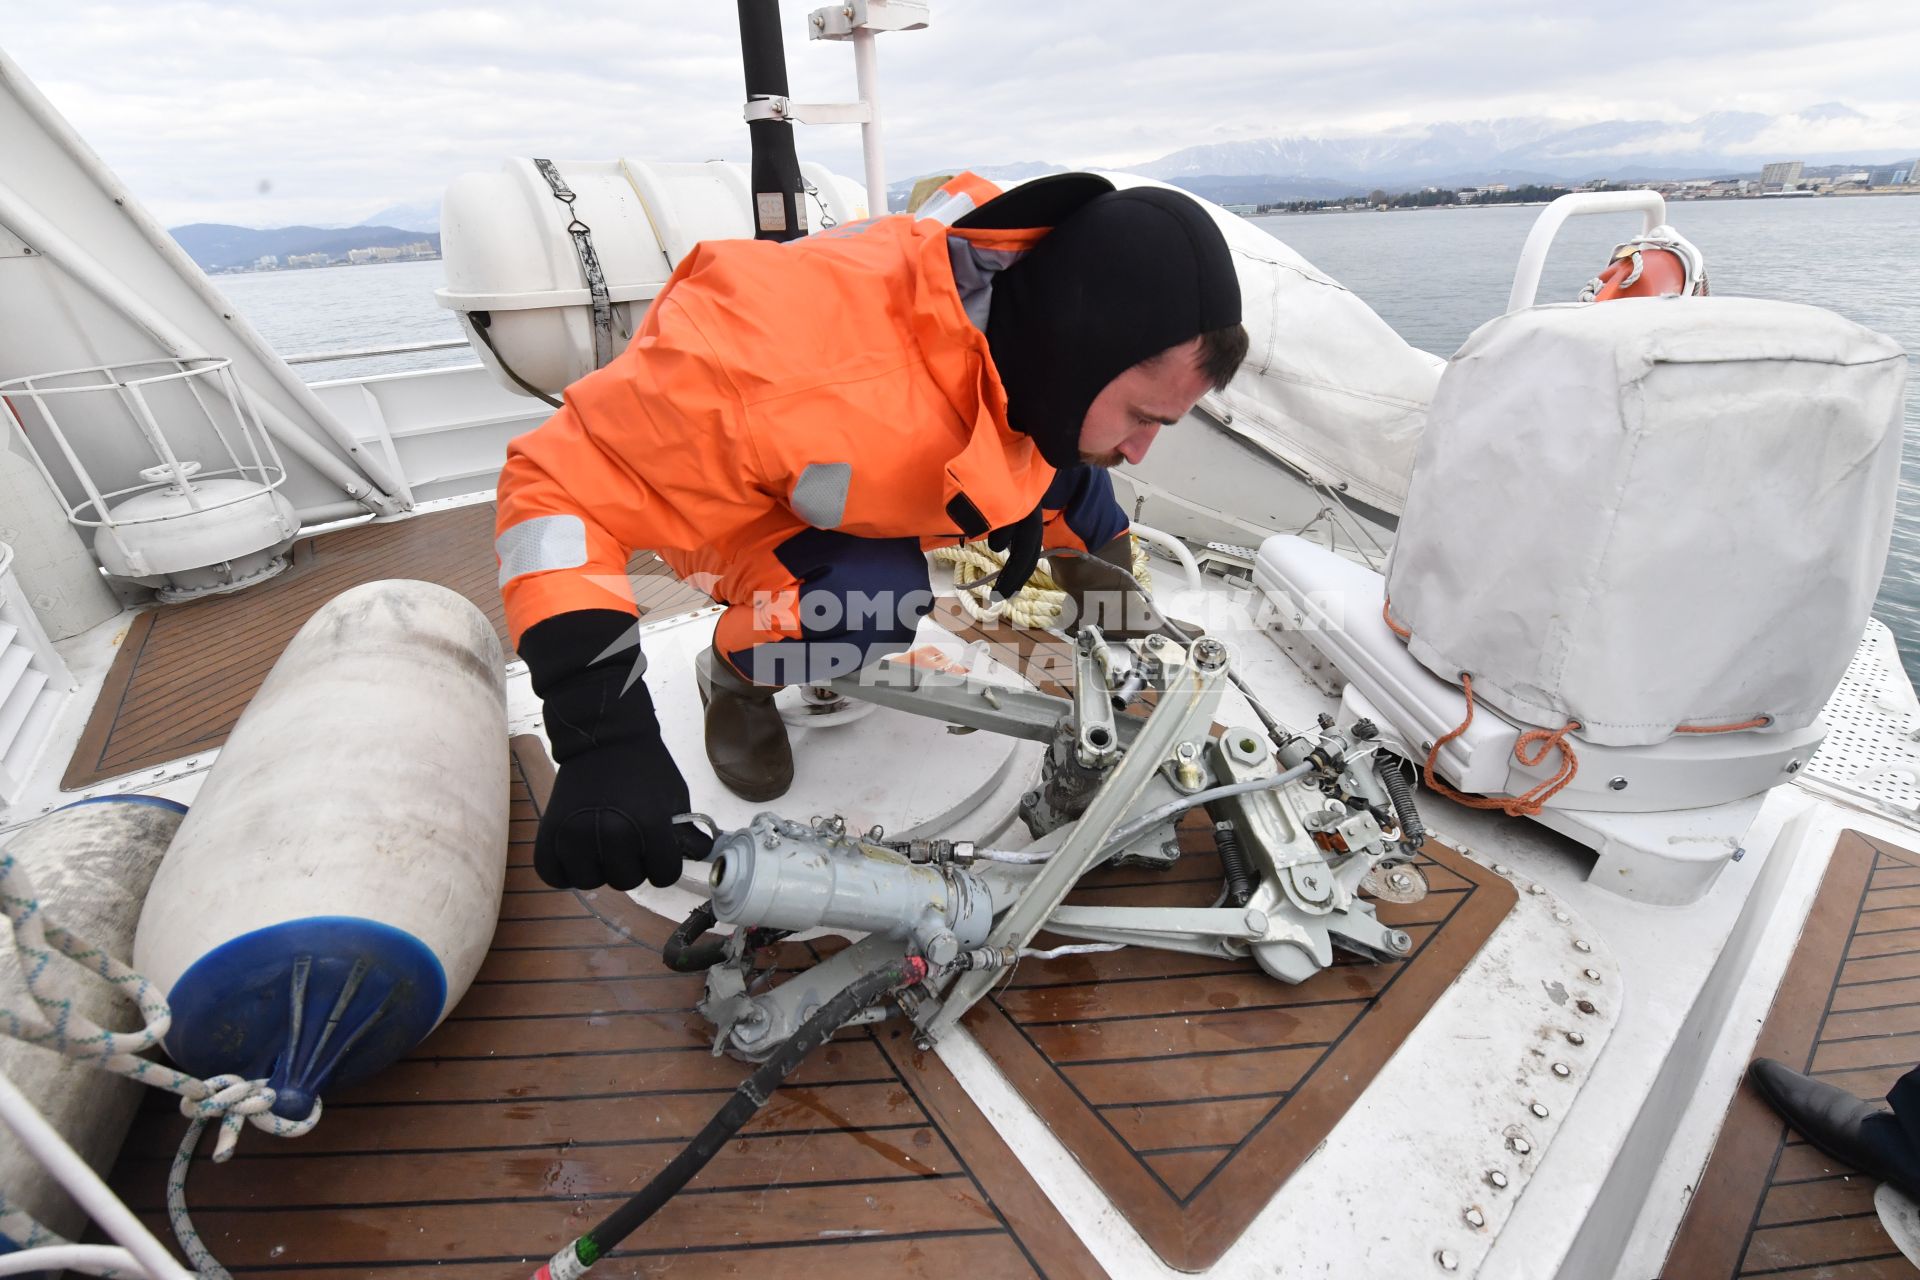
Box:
964, 828, 1514, 1269
1665, 831, 1920, 1280
63, 506, 709, 789
102, 738, 1106, 1278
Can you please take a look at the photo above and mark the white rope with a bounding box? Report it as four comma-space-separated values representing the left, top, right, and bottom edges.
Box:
0, 1242, 148, 1276
0, 1243, 155, 1274
934, 534, 1152, 631
1, 846, 322, 1277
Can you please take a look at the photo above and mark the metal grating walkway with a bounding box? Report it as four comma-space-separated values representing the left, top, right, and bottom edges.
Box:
1804, 620, 1920, 820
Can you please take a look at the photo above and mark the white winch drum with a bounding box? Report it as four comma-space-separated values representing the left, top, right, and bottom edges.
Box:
436, 157, 868, 396
92, 477, 299, 597
0, 796, 185, 1246
1385, 296, 1908, 747
131, 579, 509, 1121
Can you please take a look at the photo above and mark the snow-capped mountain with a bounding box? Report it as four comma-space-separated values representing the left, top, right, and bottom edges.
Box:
1134, 104, 1919, 187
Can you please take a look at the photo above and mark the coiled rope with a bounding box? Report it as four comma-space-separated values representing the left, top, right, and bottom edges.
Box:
1379, 598, 1581, 816
1, 847, 319, 1277
934, 534, 1152, 630
1382, 597, 1769, 817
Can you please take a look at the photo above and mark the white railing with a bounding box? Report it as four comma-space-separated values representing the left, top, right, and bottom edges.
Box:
0, 1070, 197, 1279
281, 338, 472, 366
1506, 190, 1669, 313
0, 357, 288, 530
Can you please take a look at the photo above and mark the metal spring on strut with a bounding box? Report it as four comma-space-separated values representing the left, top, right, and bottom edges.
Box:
1377, 759, 1427, 848
1214, 820, 1255, 907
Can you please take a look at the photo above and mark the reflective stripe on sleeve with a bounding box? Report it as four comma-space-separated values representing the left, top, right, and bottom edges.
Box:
496, 514, 590, 588
791, 462, 853, 530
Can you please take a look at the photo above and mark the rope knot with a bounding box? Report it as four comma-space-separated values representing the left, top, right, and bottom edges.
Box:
1421, 673, 1583, 818
176, 1075, 322, 1162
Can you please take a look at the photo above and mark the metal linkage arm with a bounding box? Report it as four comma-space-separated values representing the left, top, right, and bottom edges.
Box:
826, 664, 1071, 742
1071, 627, 1121, 767
1046, 904, 1315, 960
924, 639, 1232, 1037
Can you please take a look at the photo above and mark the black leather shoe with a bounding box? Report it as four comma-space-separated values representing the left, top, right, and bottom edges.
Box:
695, 646, 794, 802
1749, 1058, 1920, 1199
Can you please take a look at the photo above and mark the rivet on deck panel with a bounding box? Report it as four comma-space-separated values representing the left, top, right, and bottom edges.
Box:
1573, 940, 1592, 953
1437, 1249, 1459, 1271
1530, 1102, 1549, 1119
1487, 1169, 1509, 1189
1566, 1030, 1586, 1045
1510, 1135, 1532, 1154
1552, 1062, 1572, 1078
1583, 968, 1601, 982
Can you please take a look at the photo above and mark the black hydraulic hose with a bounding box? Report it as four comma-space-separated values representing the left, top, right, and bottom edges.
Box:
663, 903, 792, 973
1212, 819, 1255, 907
662, 902, 727, 973
531, 956, 931, 1277
737, 0, 805, 242
1379, 757, 1427, 848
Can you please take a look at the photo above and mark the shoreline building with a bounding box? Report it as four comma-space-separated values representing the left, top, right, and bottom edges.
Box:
1760, 160, 1804, 191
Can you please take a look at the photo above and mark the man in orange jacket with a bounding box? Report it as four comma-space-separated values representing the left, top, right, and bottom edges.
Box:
497, 172, 1247, 892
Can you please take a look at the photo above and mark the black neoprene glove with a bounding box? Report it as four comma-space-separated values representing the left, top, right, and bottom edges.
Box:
518, 610, 713, 890
987, 504, 1044, 602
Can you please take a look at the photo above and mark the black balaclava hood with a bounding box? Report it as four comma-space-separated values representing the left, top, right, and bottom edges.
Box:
982, 185, 1242, 468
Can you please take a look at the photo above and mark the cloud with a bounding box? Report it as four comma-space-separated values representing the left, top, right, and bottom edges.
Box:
1732, 112, 1920, 157
6, 0, 1918, 226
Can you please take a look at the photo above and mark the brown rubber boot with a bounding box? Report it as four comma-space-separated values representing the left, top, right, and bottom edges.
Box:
695, 646, 794, 802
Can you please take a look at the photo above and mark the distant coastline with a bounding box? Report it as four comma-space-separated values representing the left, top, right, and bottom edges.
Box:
212, 249, 441, 276
1255, 186, 1920, 215
1230, 171, 1920, 217
168, 222, 441, 274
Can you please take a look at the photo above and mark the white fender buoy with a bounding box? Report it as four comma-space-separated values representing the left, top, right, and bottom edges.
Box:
132, 579, 508, 1120
0, 796, 185, 1246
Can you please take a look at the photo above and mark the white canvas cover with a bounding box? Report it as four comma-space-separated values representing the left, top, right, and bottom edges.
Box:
1102, 175, 1446, 515
1384, 296, 1907, 748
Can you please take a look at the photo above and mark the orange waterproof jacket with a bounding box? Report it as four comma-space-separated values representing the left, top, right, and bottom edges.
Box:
495, 177, 1117, 648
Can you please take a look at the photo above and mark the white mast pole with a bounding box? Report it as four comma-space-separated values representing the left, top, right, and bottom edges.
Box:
805, 2, 928, 218
852, 27, 887, 215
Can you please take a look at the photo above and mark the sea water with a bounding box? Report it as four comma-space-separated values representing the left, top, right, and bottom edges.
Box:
216, 196, 1920, 684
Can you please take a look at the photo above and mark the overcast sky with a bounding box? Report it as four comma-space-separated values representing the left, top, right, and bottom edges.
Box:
7, 0, 1919, 227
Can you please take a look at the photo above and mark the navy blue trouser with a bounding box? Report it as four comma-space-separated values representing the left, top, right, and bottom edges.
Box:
1888, 1067, 1920, 1149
